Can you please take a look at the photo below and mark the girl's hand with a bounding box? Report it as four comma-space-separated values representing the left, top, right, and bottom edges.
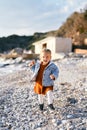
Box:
50, 74, 55, 80
29, 60, 35, 67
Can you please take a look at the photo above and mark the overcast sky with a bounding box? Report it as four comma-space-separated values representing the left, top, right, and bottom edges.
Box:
0, 0, 87, 37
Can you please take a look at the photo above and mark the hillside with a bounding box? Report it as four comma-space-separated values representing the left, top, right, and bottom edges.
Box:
47, 10, 87, 51
0, 9, 87, 53
0, 34, 47, 53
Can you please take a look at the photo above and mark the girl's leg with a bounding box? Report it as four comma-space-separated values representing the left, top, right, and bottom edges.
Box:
47, 90, 55, 110
47, 90, 53, 104
38, 94, 44, 111
38, 94, 44, 104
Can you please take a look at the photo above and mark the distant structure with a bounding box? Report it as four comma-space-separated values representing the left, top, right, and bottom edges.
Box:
32, 37, 72, 60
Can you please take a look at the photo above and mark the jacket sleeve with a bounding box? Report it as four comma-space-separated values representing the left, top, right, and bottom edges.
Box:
30, 64, 35, 72
51, 65, 59, 80
30, 61, 40, 73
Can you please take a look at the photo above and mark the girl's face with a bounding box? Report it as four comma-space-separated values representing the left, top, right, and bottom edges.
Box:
40, 52, 51, 65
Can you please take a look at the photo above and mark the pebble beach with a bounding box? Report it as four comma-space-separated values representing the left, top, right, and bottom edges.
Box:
0, 54, 87, 130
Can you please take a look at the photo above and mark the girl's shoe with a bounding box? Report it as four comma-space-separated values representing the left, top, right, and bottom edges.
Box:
39, 104, 44, 111
48, 104, 55, 110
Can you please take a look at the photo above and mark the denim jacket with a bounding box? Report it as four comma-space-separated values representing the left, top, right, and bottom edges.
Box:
30, 60, 59, 87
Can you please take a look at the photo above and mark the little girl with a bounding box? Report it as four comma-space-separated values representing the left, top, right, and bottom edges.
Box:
29, 49, 59, 111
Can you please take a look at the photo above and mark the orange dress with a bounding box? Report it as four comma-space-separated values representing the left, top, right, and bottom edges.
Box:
34, 62, 53, 95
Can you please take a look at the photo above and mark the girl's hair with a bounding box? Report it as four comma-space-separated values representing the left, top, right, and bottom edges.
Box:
42, 49, 51, 54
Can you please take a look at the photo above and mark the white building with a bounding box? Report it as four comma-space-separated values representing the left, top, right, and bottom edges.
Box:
33, 37, 72, 60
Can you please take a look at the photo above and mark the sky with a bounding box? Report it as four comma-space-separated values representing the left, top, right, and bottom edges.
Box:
0, 0, 87, 37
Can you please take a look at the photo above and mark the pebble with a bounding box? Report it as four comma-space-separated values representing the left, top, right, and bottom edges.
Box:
67, 114, 73, 119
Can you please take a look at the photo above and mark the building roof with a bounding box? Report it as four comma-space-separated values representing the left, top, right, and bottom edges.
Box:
32, 36, 71, 45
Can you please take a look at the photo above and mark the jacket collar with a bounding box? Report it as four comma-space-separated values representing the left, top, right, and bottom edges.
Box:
37, 60, 53, 67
